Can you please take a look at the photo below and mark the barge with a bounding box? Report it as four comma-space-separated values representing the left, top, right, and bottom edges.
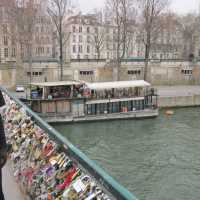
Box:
29, 80, 158, 123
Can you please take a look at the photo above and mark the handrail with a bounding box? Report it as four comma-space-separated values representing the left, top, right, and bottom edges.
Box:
1, 86, 138, 200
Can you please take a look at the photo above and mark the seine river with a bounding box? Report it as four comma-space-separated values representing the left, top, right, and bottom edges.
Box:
53, 108, 200, 200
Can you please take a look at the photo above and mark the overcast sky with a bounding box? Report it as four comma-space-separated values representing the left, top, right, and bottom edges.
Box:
78, 0, 200, 14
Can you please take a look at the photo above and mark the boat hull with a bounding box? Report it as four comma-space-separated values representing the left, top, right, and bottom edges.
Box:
40, 109, 159, 123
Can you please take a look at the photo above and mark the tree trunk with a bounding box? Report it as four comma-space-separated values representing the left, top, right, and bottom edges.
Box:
117, 59, 121, 81
28, 43, 33, 97
59, 21, 63, 81
97, 48, 101, 60
144, 31, 151, 81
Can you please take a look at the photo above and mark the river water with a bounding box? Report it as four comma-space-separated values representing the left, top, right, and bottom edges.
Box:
53, 108, 200, 200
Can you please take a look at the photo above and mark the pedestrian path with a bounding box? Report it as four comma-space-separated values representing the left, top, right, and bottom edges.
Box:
2, 161, 25, 200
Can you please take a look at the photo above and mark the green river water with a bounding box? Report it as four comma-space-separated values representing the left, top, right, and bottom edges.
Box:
53, 108, 200, 200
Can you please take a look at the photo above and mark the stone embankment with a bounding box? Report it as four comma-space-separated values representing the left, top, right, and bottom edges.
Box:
157, 86, 200, 108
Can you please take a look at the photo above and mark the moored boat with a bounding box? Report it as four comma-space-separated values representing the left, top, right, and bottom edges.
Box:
28, 80, 159, 123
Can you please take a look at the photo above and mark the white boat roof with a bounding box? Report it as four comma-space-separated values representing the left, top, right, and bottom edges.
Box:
31, 81, 82, 87
86, 80, 150, 90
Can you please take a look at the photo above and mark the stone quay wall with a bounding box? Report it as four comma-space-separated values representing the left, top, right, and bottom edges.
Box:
158, 95, 200, 108
1, 60, 200, 88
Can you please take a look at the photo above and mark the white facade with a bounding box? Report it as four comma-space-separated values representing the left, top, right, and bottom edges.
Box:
65, 14, 129, 60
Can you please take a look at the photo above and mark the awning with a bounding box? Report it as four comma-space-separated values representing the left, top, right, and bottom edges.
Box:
31, 81, 82, 87
86, 80, 150, 90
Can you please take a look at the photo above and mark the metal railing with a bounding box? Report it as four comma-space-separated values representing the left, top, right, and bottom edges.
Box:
1, 86, 138, 200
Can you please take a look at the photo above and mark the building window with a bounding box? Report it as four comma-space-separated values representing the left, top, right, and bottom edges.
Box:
80, 71, 93, 75
87, 27, 90, 33
35, 36, 40, 44
11, 37, 16, 45
79, 26, 82, 33
78, 45, 82, 53
27, 71, 43, 76
181, 69, 192, 75
127, 70, 141, 75
46, 36, 50, 44
73, 35, 76, 42
2, 24, 7, 34
36, 47, 45, 55
106, 43, 110, 50
79, 35, 82, 43
95, 27, 98, 34
35, 26, 39, 32
3, 36, 8, 46
106, 35, 110, 41
113, 43, 116, 50
4, 48, 8, 57
107, 52, 110, 59
87, 35, 90, 43
87, 45, 90, 53
11, 48, 16, 57
47, 47, 50, 54
106, 28, 109, 34
73, 26, 76, 32
73, 45, 76, 53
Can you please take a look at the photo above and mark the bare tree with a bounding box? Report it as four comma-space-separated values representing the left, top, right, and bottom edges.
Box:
91, 25, 105, 60
105, 0, 136, 80
139, 0, 170, 81
149, 12, 182, 60
47, 0, 71, 81
179, 13, 199, 61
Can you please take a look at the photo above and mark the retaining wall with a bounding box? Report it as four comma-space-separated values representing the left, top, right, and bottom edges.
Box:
158, 95, 200, 107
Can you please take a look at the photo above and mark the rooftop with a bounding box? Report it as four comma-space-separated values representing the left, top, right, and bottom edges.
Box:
86, 80, 151, 90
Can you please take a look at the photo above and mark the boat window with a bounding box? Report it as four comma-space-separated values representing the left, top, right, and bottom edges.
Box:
87, 104, 92, 115
110, 102, 120, 113
127, 101, 132, 111
96, 103, 108, 114
91, 104, 96, 115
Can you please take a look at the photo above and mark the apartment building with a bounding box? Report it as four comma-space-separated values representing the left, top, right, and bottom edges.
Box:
0, 2, 54, 64
0, 3, 18, 63
66, 13, 130, 60
32, 15, 54, 60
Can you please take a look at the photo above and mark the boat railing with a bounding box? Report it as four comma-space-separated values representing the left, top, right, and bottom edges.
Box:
144, 88, 158, 96
88, 94, 146, 101
1, 86, 138, 200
